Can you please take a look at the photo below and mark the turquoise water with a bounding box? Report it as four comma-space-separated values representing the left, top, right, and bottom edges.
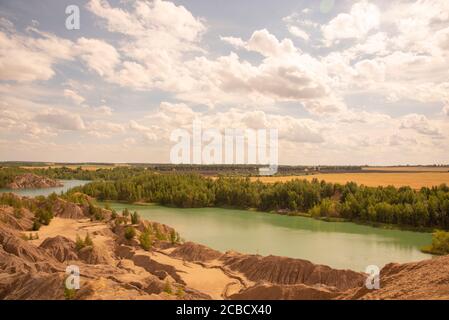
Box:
0, 180, 89, 197
1, 181, 432, 271
107, 203, 433, 271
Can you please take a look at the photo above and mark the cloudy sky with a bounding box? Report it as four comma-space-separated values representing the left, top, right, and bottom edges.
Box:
0, 0, 448, 165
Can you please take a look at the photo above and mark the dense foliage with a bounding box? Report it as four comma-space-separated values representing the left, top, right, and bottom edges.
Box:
421, 230, 449, 255
0, 166, 147, 187
67, 173, 449, 230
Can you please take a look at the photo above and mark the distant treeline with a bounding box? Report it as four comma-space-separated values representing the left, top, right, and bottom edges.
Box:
67, 173, 449, 230
0, 164, 363, 188
0, 167, 147, 187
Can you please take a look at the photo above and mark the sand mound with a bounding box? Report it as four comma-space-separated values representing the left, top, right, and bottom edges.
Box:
0, 271, 66, 300
169, 242, 222, 262
78, 245, 114, 265
52, 198, 86, 219
340, 255, 449, 300
221, 252, 364, 291
230, 283, 340, 300
39, 236, 78, 262
0, 206, 34, 231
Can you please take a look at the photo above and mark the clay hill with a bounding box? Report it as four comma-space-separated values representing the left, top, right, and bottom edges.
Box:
0, 193, 448, 300
6, 173, 62, 189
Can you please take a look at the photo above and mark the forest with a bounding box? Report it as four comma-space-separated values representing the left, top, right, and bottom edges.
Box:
0, 166, 147, 187
65, 172, 449, 230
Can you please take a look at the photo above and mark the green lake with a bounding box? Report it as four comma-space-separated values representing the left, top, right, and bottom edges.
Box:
1, 180, 433, 271
108, 202, 432, 271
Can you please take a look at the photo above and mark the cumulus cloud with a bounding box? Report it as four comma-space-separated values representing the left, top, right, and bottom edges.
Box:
400, 114, 442, 137
76, 37, 120, 77
0, 29, 73, 81
287, 26, 309, 41
34, 109, 85, 131
64, 89, 85, 105
321, 1, 380, 45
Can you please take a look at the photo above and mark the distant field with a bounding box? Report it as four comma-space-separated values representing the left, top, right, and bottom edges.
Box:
253, 172, 449, 189
362, 166, 449, 172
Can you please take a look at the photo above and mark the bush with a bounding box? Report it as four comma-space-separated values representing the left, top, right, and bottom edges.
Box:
308, 199, 341, 218
75, 233, 93, 250
32, 220, 41, 231
131, 211, 140, 224
124, 226, 136, 240
13, 207, 23, 219
35, 208, 53, 225
163, 279, 172, 294
122, 208, 130, 217
169, 230, 180, 244
139, 229, 153, 251
422, 230, 449, 255
84, 233, 93, 246
75, 234, 85, 251
175, 287, 184, 298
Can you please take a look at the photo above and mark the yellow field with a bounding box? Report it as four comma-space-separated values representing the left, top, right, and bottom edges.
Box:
253, 173, 449, 189
362, 166, 449, 172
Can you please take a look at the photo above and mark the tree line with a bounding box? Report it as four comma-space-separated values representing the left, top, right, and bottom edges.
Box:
67, 173, 449, 230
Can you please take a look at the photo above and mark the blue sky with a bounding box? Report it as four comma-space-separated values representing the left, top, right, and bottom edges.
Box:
0, 0, 448, 165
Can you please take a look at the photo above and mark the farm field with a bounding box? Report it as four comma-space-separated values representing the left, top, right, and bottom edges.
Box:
362, 166, 449, 172
253, 172, 449, 189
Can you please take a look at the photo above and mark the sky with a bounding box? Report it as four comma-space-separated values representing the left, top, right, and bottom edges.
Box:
0, 0, 448, 165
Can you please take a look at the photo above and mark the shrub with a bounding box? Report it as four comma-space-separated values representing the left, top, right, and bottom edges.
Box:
94, 210, 104, 221
131, 211, 140, 225
75, 233, 93, 250
35, 208, 53, 225
139, 229, 153, 251
175, 287, 184, 298
422, 230, 449, 255
32, 220, 41, 231
163, 279, 172, 294
169, 230, 180, 244
75, 234, 85, 251
122, 208, 130, 217
13, 207, 23, 219
124, 226, 136, 240
84, 233, 93, 246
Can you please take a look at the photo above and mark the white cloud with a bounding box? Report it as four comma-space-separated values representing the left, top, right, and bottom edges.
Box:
0, 30, 72, 82
400, 114, 442, 137
321, 1, 380, 45
76, 37, 120, 77
94, 105, 113, 115
34, 109, 85, 131
64, 89, 85, 105
443, 105, 449, 117
287, 26, 309, 41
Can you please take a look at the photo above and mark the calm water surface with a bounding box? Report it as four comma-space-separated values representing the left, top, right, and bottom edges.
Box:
0, 180, 89, 197
107, 203, 432, 271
